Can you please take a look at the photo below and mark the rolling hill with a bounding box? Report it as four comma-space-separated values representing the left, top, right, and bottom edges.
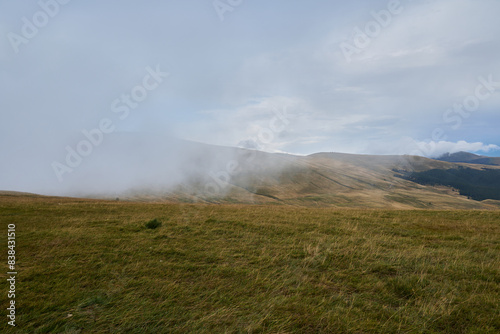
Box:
6, 137, 500, 209
105, 141, 500, 210
435, 151, 500, 166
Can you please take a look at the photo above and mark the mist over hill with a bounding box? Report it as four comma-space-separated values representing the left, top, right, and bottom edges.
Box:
62, 139, 499, 210
4, 136, 500, 209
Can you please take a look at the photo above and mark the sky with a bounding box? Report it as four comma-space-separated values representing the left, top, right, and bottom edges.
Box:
1, 0, 500, 195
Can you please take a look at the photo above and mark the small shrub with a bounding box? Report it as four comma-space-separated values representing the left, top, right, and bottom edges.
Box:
145, 218, 162, 229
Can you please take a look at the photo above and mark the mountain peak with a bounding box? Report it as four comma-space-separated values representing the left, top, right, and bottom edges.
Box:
435, 151, 500, 166
437, 151, 484, 162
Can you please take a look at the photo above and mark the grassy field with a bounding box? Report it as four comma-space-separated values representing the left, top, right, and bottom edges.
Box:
1, 194, 499, 333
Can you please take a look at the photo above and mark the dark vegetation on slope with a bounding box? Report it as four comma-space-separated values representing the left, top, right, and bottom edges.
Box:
395, 166, 500, 201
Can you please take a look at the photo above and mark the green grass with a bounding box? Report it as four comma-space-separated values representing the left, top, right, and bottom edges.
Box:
1, 195, 499, 333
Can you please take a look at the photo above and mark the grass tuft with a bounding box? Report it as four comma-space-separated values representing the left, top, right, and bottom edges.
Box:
145, 218, 162, 229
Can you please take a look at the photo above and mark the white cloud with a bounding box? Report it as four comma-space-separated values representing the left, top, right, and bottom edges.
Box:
179, 96, 408, 155
176, 96, 304, 153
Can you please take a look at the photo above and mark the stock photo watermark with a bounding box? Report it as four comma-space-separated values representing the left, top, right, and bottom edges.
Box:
442, 75, 499, 130
204, 105, 291, 196
213, 0, 243, 21
7, 224, 17, 327
340, 0, 406, 63
51, 65, 169, 182
413, 74, 500, 157
7, 0, 72, 54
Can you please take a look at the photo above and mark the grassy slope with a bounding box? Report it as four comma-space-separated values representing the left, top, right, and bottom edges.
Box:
120, 152, 500, 210
1, 194, 499, 333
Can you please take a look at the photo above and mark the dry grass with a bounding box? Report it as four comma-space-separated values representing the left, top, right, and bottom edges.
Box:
0, 194, 499, 333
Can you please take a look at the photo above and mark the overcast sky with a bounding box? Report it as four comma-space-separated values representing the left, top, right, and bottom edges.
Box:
1, 0, 500, 194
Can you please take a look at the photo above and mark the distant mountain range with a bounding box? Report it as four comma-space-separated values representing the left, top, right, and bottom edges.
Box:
105, 142, 500, 209
435, 151, 500, 166
4, 143, 500, 209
